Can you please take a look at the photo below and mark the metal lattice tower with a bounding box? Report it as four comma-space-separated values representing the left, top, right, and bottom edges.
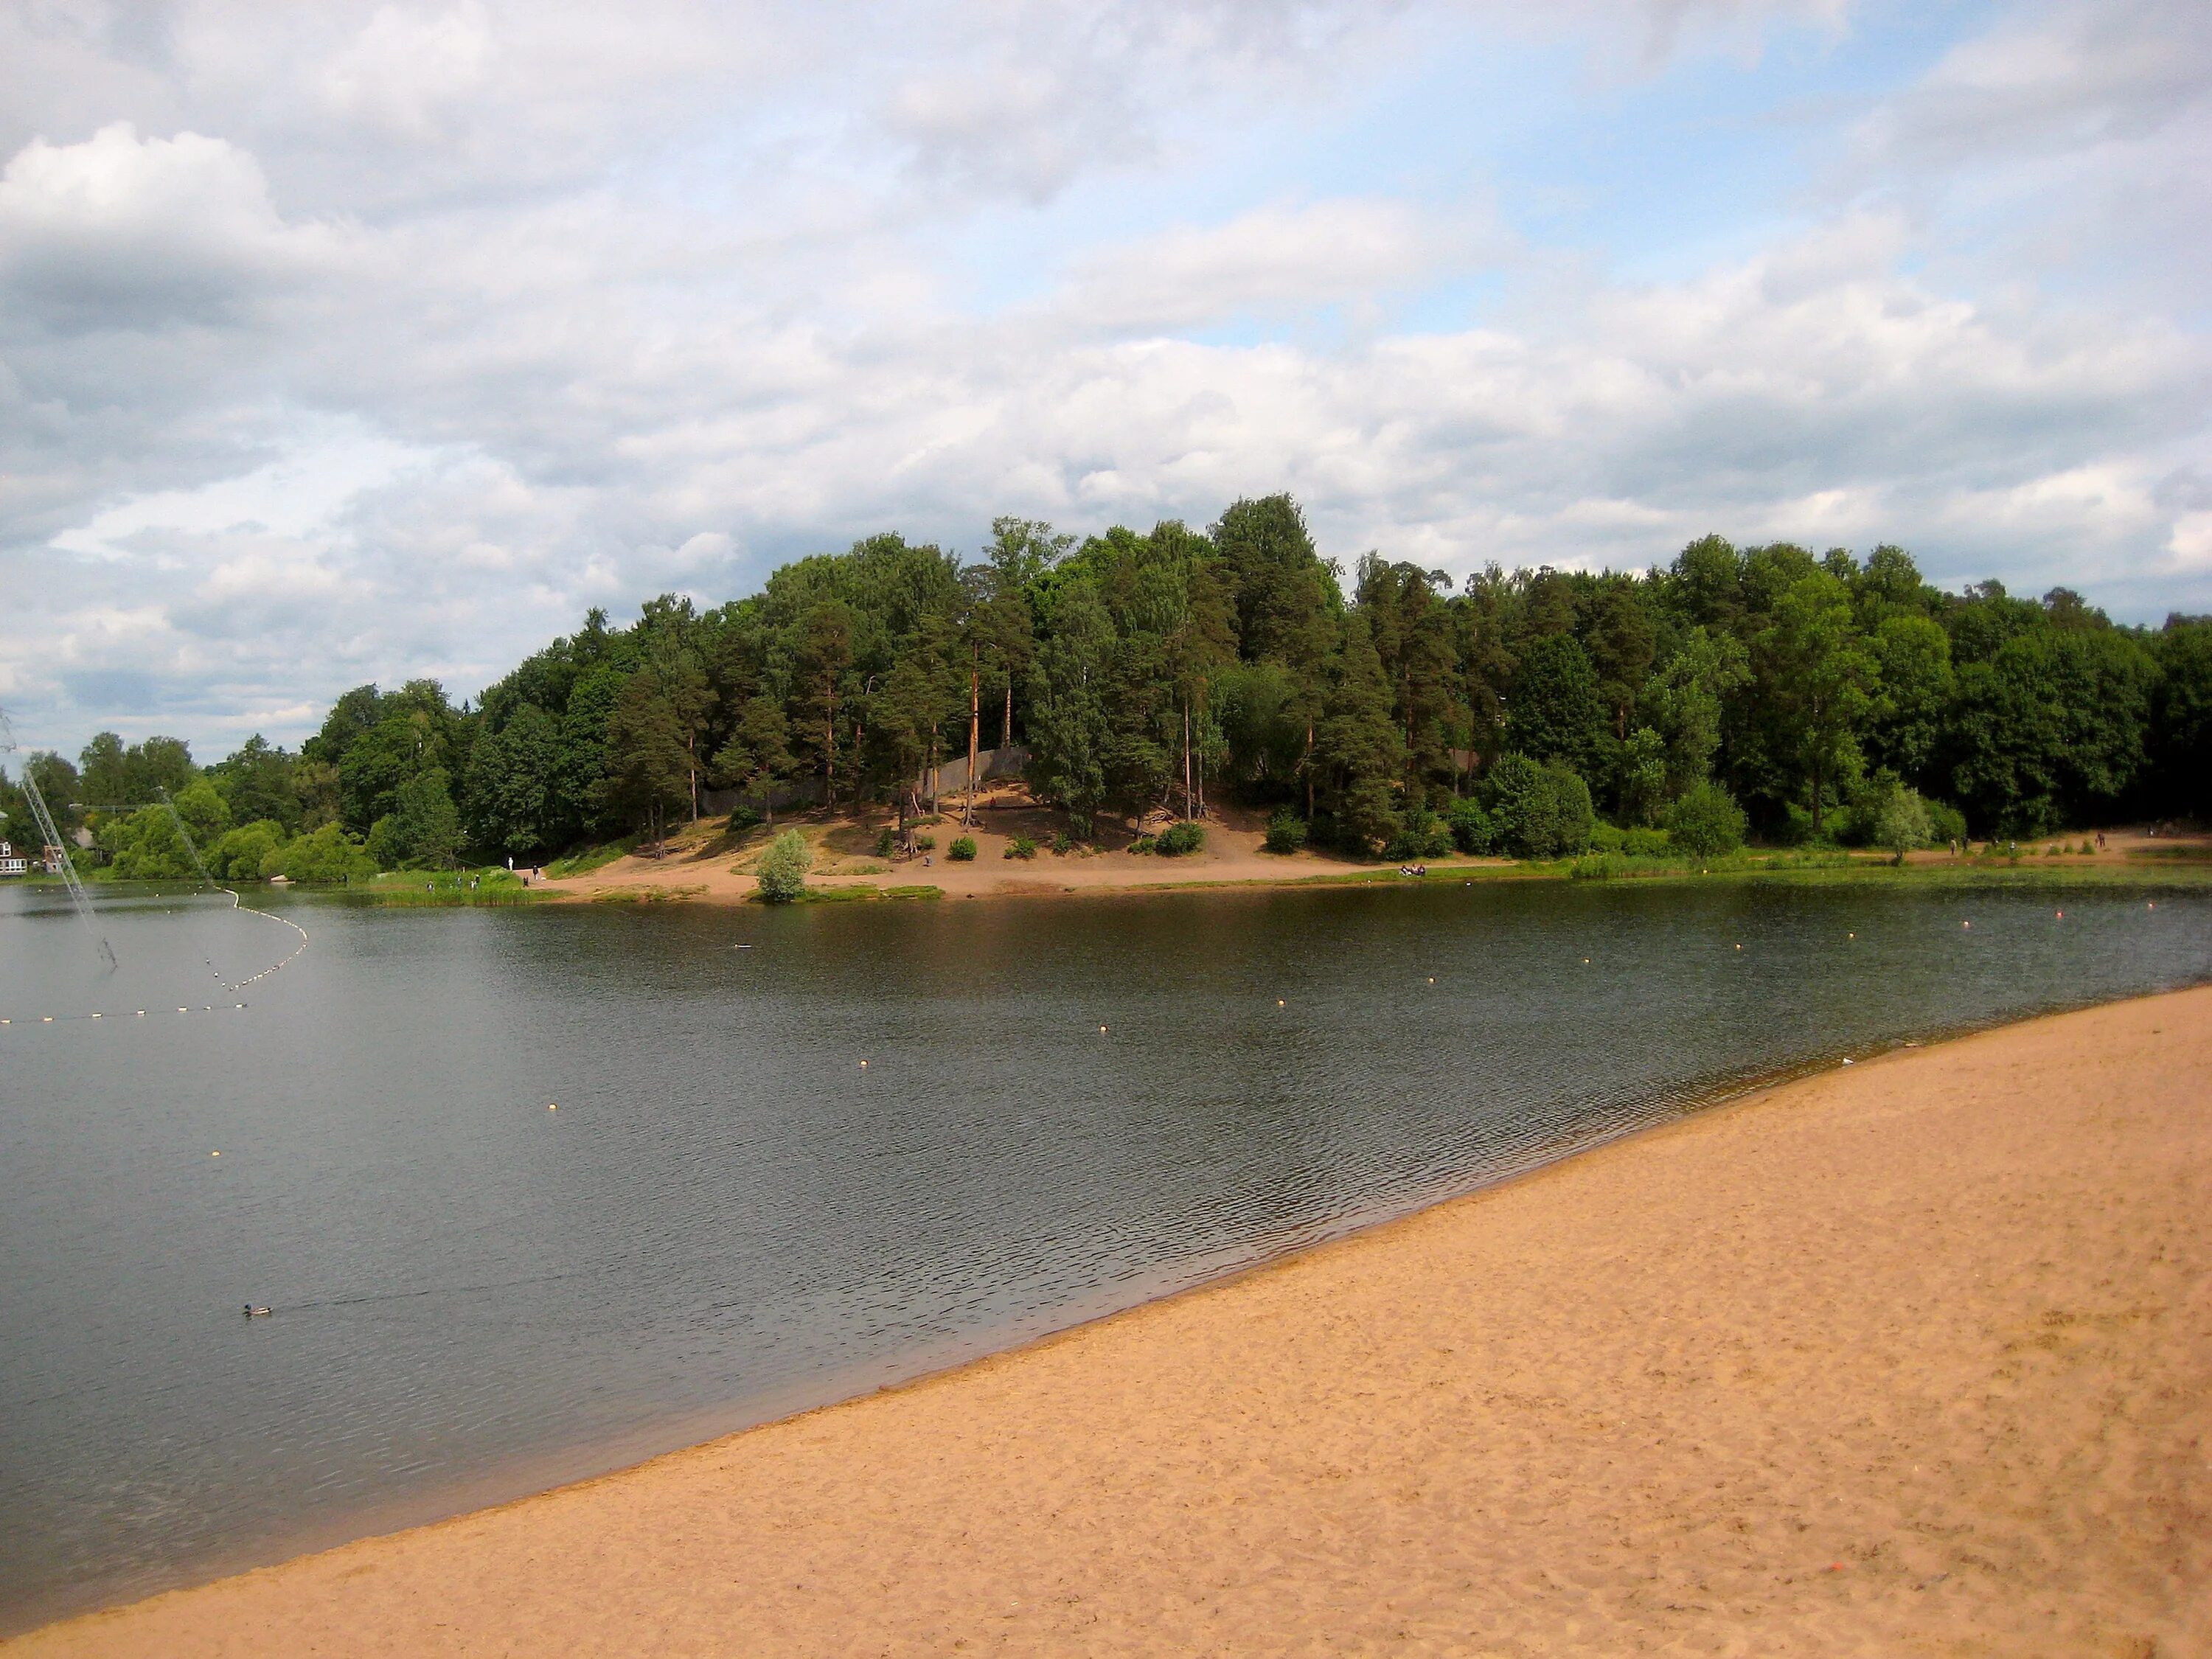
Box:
0, 707, 118, 971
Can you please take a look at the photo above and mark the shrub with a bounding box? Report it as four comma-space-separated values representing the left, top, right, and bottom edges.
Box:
1570, 853, 1627, 880
1129, 833, 1158, 855
1155, 821, 1205, 857
1621, 827, 1672, 858
1050, 831, 1075, 855
211, 819, 287, 881
1262, 810, 1309, 855
1004, 835, 1037, 860
875, 827, 897, 858
726, 805, 762, 835
263, 824, 376, 884
914, 834, 936, 852
947, 836, 977, 861
1590, 822, 1625, 854
1484, 754, 1593, 859
1668, 782, 1748, 858
754, 829, 812, 902
1445, 797, 1495, 855
1925, 798, 1968, 848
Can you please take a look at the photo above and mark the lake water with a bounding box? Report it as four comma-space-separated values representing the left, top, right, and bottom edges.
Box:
1, 875, 2207, 1630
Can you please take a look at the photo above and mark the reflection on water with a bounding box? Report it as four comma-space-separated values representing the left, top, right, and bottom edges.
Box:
1, 877, 2206, 1628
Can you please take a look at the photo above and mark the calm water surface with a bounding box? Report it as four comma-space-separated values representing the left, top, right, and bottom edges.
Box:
1, 876, 2208, 1629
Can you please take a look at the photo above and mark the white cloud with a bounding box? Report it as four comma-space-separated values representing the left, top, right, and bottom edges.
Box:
0, 122, 344, 330
1, 0, 2207, 759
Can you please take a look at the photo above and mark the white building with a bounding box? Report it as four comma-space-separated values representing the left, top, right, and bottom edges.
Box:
0, 839, 25, 878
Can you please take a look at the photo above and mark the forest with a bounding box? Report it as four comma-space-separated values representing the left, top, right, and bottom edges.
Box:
11, 495, 2211, 882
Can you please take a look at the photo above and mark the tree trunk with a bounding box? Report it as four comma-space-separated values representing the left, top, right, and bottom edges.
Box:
1004, 680, 1014, 751
687, 734, 700, 821
1183, 702, 1192, 821
1304, 721, 1316, 818
964, 655, 980, 829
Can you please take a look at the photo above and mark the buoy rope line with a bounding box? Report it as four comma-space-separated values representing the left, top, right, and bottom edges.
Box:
0, 788, 311, 1024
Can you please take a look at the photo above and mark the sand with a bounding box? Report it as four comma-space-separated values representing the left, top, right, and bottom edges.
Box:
547, 796, 2195, 907
13, 987, 2209, 1657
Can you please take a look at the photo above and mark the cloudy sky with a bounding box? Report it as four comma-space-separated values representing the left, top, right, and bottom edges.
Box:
1, 0, 2208, 759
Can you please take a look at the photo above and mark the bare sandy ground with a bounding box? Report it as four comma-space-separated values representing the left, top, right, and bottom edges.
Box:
546, 794, 2199, 906
14, 988, 2208, 1658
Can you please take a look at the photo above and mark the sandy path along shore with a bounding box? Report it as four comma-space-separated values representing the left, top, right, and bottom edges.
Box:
13, 987, 2209, 1657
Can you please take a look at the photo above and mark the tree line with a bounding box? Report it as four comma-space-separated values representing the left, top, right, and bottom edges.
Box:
12, 495, 2211, 880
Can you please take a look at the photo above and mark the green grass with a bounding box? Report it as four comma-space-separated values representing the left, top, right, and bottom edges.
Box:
350, 869, 545, 905
883, 884, 945, 900
546, 838, 637, 879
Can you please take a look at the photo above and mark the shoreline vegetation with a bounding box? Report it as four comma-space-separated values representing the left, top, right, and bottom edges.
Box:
13, 985, 2207, 1655
7, 498, 2210, 903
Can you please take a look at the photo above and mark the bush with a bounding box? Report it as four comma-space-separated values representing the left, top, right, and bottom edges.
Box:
875, 827, 897, 858
1262, 810, 1309, 855
1129, 833, 1158, 855
947, 836, 977, 861
1445, 797, 1495, 855
1484, 754, 1593, 859
1570, 853, 1627, 880
1004, 835, 1037, 860
754, 828, 812, 902
1155, 821, 1205, 857
1050, 831, 1075, 855
1668, 782, 1748, 858
915, 834, 936, 852
1590, 822, 1625, 854
211, 819, 287, 881
1926, 798, 1968, 848
1621, 827, 1672, 858
264, 823, 377, 883
725, 805, 762, 835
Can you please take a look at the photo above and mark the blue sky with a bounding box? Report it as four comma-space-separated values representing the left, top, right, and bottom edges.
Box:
1, 0, 2207, 760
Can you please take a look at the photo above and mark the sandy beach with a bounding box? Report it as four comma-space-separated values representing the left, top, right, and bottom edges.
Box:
541, 793, 2197, 907
13, 986, 2208, 1657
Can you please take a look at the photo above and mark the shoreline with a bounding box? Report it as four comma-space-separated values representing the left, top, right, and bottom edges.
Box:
11, 984, 2208, 1655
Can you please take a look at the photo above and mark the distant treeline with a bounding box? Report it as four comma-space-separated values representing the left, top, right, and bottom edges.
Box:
13, 495, 2211, 878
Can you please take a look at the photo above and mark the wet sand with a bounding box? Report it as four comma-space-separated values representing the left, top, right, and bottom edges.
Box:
13, 987, 2209, 1657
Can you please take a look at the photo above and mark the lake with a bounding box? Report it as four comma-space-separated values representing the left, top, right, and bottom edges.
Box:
1, 874, 2207, 1631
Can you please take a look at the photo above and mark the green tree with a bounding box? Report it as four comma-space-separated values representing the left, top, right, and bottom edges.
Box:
1638, 627, 1748, 799
1873, 783, 1933, 864
604, 672, 693, 844
1315, 615, 1405, 851
463, 704, 559, 859
1758, 571, 1879, 837
790, 600, 856, 807
1026, 577, 1114, 835
714, 695, 799, 821
2149, 616, 2212, 818
1506, 635, 1607, 773
210, 735, 303, 833
754, 827, 812, 902
211, 819, 287, 881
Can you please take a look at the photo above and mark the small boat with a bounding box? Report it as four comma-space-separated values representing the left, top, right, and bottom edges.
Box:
243, 1304, 272, 1318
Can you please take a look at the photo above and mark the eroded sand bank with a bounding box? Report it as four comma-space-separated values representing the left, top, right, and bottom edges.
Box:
14, 988, 2209, 1657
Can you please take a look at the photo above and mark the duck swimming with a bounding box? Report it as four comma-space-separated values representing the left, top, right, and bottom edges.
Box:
243, 1304, 272, 1318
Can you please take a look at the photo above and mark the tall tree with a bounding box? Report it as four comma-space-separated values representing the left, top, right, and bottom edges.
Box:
1758, 571, 1879, 835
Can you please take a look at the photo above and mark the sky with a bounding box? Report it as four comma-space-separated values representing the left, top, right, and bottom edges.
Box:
1, 0, 2208, 759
